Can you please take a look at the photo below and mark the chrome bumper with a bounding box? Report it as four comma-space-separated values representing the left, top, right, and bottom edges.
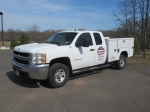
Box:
12, 59, 49, 80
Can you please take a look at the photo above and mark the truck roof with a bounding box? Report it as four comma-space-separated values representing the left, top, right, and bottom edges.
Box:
60, 30, 103, 34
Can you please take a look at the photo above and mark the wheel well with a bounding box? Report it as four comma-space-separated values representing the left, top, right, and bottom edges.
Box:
121, 51, 128, 57
50, 57, 73, 77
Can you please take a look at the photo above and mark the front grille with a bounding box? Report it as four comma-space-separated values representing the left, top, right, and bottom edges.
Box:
14, 51, 30, 57
13, 51, 31, 65
14, 57, 29, 65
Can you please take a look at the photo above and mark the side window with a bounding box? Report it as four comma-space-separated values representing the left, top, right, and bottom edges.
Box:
76, 33, 93, 46
93, 33, 102, 45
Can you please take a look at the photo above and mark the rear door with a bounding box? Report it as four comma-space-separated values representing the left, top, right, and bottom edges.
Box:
93, 33, 107, 65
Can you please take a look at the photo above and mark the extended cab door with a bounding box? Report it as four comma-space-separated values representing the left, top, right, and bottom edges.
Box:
72, 33, 96, 70
92, 32, 107, 65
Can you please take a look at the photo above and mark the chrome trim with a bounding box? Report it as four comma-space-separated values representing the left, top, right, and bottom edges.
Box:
12, 59, 49, 80
13, 59, 29, 68
13, 50, 32, 56
14, 54, 31, 60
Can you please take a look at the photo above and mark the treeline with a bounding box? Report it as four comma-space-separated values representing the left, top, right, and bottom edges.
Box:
0, 24, 125, 44
0, 25, 150, 51
0, 24, 64, 43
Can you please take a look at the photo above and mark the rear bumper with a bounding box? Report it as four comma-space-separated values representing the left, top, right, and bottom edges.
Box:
12, 59, 49, 80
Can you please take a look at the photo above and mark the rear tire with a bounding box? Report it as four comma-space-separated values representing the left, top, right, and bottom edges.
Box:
47, 63, 69, 88
115, 54, 126, 70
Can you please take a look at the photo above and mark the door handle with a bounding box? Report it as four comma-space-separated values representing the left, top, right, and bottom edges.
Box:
90, 49, 95, 51
118, 49, 120, 52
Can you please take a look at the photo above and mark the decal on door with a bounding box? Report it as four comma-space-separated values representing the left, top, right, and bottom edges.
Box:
74, 58, 82, 61
97, 47, 105, 60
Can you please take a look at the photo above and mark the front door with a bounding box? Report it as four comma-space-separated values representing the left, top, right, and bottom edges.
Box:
72, 33, 96, 70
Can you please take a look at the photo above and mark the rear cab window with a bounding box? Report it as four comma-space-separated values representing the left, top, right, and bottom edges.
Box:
93, 33, 102, 45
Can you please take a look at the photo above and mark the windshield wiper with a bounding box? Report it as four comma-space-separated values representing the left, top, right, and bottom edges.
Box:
50, 41, 62, 45
44, 41, 63, 45
44, 42, 49, 43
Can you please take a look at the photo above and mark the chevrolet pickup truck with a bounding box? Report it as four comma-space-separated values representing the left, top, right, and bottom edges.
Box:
12, 30, 134, 88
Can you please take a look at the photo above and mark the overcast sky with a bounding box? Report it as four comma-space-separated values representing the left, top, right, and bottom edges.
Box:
0, 0, 120, 31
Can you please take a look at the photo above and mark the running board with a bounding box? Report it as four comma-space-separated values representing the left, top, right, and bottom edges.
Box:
73, 63, 111, 74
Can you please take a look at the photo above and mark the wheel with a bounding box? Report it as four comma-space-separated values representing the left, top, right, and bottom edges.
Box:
47, 63, 69, 88
115, 54, 126, 70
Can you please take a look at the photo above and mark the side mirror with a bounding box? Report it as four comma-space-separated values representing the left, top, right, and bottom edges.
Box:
75, 42, 81, 47
82, 38, 89, 47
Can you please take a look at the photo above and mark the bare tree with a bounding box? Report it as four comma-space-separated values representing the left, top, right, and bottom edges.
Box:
113, 0, 150, 58
143, 0, 149, 57
27, 24, 39, 42
137, 0, 150, 57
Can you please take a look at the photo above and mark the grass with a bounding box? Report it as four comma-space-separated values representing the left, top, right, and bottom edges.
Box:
127, 49, 150, 66
0, 41, 11, 47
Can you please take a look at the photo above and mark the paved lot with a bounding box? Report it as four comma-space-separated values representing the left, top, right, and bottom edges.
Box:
0, 50, 150, 112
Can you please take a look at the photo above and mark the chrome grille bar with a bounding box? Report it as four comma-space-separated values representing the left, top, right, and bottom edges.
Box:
13, 50, 31, 65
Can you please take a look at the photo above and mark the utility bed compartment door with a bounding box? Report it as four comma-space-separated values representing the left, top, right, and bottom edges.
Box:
105, 38, 134, 62
118, 40, 129, 48
105, 39, 119, 62
129, 39, 134, 57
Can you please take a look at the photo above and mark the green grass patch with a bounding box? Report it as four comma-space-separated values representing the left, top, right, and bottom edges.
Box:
127, 49, 150, 66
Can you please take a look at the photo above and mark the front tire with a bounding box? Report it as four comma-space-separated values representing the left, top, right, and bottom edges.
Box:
115, 54, 126, 70
47, 63, 69, 88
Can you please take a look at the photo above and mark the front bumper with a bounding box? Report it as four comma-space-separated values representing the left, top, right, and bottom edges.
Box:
12, 59, 49, 80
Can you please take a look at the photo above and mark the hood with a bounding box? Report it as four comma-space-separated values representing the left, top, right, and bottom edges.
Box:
14, 43, 58, 53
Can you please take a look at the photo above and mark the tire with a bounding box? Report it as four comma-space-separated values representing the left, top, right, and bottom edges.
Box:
115, 54, 126, 70
47, 63, 69, 88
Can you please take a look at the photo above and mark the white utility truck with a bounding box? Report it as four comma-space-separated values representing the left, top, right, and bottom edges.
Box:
12, 30, 134, 88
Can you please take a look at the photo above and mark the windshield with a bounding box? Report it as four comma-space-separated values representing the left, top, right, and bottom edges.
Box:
45, 32, 78, 45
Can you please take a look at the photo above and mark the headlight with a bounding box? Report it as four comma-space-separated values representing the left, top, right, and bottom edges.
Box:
31, 53, 46, 64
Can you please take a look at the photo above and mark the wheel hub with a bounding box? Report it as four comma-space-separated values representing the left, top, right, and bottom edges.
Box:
55, 69, 66, 83
120, 58, 124, 67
